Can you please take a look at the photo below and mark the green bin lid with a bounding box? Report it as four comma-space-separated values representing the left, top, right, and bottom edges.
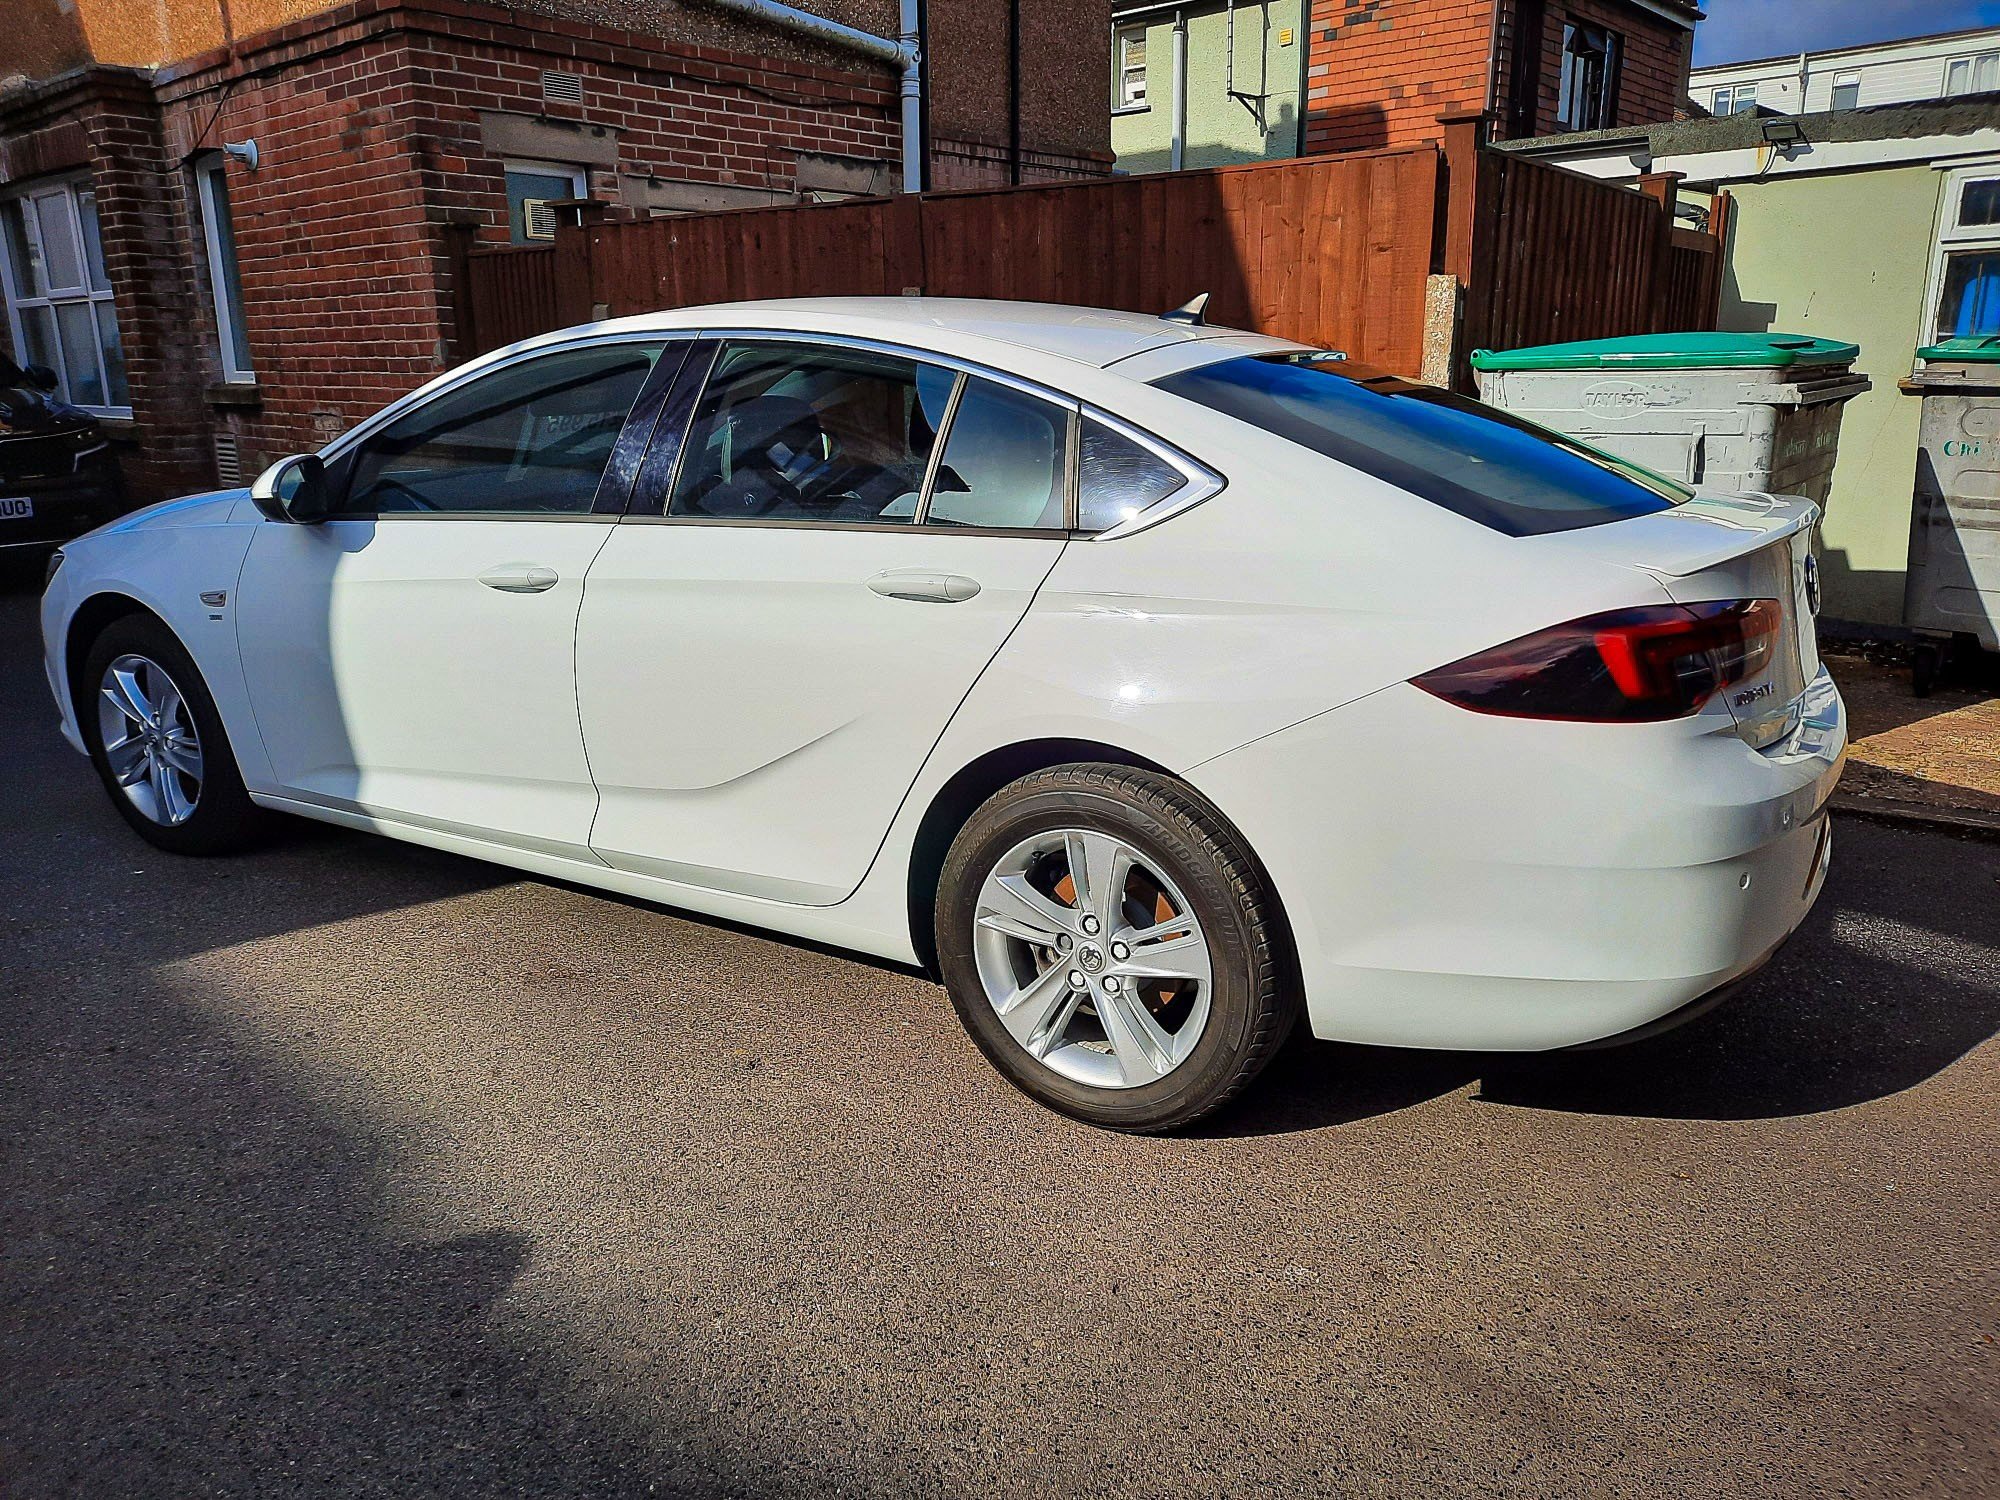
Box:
1470, 332, 1860, 372
1917, 334, 2000, 362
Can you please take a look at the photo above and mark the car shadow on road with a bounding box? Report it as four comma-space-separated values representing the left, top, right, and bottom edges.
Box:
0, 956, 750, 1498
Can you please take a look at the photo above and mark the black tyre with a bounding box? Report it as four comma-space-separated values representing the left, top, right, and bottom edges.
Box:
79, 614, 271, 855
936, 764, 1298, 1132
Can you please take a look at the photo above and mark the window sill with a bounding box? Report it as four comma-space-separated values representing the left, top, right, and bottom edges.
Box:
205, 382, 263, 410
1112, 104, 1152, 117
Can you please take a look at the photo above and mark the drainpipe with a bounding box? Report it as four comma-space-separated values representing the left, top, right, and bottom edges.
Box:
699, 0, 925, 193
1171, 8, 1189, 171
1008, 0, 1022, 185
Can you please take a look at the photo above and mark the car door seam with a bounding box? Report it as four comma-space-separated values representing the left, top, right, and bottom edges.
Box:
829, 536, 1075, 906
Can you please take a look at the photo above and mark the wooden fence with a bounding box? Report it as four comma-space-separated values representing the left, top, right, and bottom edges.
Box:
1445, 131, 1726, 387
451, 117, 1728, 393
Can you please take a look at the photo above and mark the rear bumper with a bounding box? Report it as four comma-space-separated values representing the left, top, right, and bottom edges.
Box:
1187, 670, 1845, 1052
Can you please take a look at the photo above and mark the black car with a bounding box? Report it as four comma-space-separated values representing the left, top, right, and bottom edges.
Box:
0, 356, 124, 557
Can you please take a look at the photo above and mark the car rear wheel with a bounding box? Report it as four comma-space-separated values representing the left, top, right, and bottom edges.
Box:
80, 615, 269, 855
936, 764, 1297, 1132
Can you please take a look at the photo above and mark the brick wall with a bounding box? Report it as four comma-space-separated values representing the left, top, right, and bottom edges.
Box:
1303, 0, 1692, 154
4, 0, 1107, 499
104, 0, 905, 486
1521, 0, 1692, 135
0, 71, 215, 497
1304, 0, 1498, 154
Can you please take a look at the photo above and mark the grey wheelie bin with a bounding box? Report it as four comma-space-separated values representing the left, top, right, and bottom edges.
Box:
1904, 335, 2000, 694
1470, 332, 1871, 504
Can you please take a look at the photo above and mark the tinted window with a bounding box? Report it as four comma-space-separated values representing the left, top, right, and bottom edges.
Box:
1077, 417, 1187, 532
340, 342, 662, 515
670, 341, 955, 524
925, 378, 1069, 529
1154, 355, 1688, 537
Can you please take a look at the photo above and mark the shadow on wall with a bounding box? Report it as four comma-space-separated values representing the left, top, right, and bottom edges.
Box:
1299, 101, 1387, 154
1818, 546, 1912, 635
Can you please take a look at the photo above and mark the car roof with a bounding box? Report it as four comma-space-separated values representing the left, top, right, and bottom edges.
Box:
596, 297, 1261, 370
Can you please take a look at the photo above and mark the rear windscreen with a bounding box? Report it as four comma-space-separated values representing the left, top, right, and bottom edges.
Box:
1153, 354, 1690, 537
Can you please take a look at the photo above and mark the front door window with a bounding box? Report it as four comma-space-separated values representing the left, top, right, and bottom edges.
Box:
334, 341, 664, 515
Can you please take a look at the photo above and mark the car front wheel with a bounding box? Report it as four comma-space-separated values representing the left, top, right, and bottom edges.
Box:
936, 764, 1298, 1132
80, 614, 269, 855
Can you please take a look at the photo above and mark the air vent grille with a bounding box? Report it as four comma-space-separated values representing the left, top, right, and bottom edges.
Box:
214, 431, 242, 486
541, 70, 583, 104
521, 198, 559, 241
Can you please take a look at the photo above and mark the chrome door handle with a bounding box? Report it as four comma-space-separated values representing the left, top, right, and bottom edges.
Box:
866, 570, 981, 603
478, 564, 560, 594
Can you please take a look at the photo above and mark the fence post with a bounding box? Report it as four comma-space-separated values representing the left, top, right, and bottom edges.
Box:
1437, 109, 1496, 391
1638, 170, 1686, 333
1704, 189, 1734, 327
886, 191, 925, 296
441, 220, 478, 363
552, 198, 610, 328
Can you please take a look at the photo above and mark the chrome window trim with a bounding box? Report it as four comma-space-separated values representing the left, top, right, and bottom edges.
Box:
1079, 405, 1227, 541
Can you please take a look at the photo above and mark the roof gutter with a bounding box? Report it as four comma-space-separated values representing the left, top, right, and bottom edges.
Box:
697, 0, 925, 193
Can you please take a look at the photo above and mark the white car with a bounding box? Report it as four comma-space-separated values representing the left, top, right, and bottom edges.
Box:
40, 298, 1846, 1131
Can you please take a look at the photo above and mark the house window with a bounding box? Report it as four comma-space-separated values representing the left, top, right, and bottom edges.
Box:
1557, 23, 1621, 131
1711, 84, 1757, 115
1830, 73, 1861, 111
1114, 23, 1148, 111
1945, 50, 2000, 98
1928, 168, 2000, 342
0, 177, 129, 415
194, 157, 254, 384
504, 160, 587, 246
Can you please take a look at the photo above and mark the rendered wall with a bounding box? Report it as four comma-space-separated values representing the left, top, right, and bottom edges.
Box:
1111, 0, 1305, 175
1717, 164, 1945, 626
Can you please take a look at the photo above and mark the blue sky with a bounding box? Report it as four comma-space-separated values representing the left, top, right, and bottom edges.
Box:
1693, 0, 2000, 66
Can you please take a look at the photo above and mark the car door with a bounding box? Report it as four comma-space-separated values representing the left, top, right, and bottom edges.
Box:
575, 337, 1073, 905
234, 336, 679, 861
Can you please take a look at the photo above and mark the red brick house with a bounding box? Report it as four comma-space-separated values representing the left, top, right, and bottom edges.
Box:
0, 0, 1111, 499
1305, 0, 1702, 153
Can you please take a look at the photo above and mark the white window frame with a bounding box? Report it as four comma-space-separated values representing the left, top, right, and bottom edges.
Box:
504, 159, 587, 244
0, 174, 130, 417
1945, 50, 2000, 98
1829, 73, 1860, 111
1921, 159, 2000, 350
1112, 22, 1148, 113
1711, 83, 1756, 116
194, 155, 254, 384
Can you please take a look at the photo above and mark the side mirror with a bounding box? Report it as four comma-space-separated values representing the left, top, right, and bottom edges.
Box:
249, 453, 332, 524
23, 364, 58, 393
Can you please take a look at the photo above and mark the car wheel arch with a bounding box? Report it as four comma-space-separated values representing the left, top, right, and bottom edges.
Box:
904, 737, 1299, 987
65, 592, 168, 719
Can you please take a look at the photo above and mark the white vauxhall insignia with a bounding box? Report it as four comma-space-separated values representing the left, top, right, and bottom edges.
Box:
40, 299, 1846, 1131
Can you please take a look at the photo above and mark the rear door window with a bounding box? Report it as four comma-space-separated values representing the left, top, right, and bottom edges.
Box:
1154, 354, 1689, 537
668, 341, 955, 524
924, 377, 1071, 530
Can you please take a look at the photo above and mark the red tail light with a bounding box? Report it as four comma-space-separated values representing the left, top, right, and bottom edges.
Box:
1415, 599, 1783, 722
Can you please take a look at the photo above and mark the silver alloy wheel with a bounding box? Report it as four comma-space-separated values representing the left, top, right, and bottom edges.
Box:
971, 828, 1213, 1090
97, 652, 204, 827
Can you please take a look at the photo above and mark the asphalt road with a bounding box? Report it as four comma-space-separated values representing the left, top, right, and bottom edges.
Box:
1, 572, 1995, 1499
